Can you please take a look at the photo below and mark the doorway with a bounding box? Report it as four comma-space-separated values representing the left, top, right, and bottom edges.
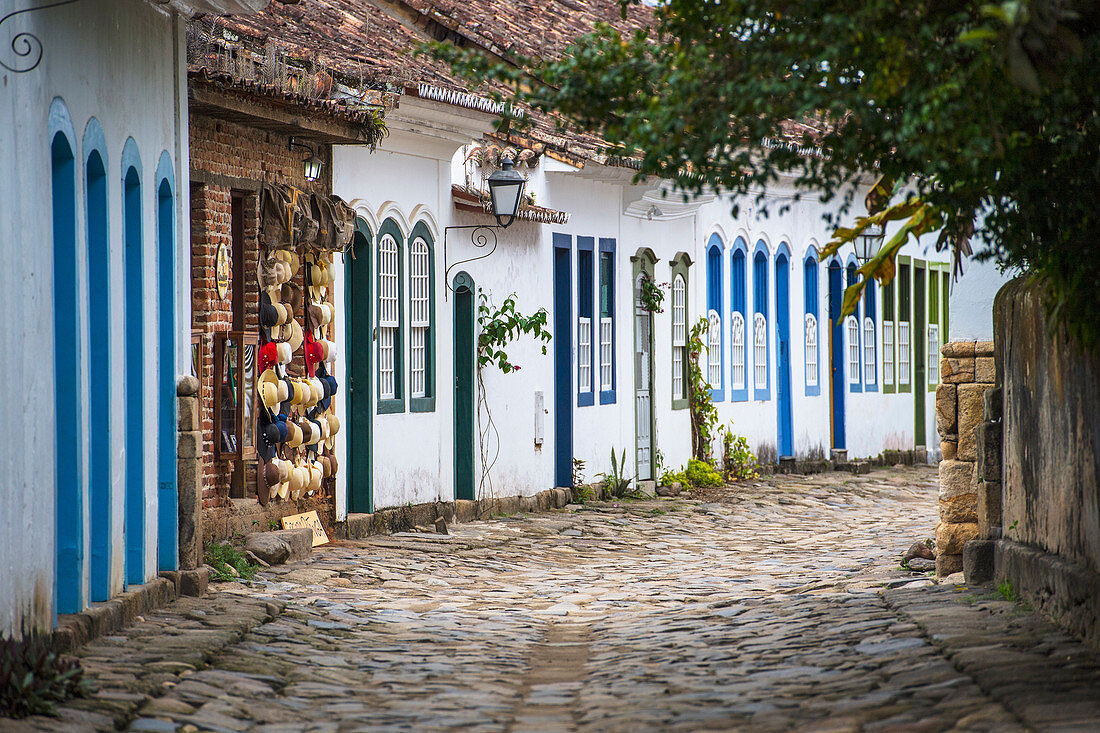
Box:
634, 272, 655, 480
553, 241, 573, 488
347, 221, 374, 513
775, 253, 793, 457
828, 261, 846, 450
453, 272, 476, 501
914, 263, 927, 449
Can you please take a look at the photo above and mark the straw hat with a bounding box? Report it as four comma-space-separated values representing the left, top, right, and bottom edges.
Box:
277, 378, 291, 403
289, 319, 304, 353
324, 340, 338, 363
328, 452, 339, 477
286, 420, 303, 448
308, 461, 323, 492
263, 460, 281, 498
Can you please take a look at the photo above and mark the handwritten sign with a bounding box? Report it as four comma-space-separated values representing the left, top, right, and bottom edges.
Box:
281, 510, 329, 546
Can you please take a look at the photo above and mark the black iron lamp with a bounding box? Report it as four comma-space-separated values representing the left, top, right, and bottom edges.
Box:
289, 137, 323, 182
854, 222, 884, 264
487, 157, 526, 228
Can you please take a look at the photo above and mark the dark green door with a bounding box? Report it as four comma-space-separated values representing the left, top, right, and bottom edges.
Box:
454, 272, 475, 500
914, 263, 926, 449
347, 222, 373, 513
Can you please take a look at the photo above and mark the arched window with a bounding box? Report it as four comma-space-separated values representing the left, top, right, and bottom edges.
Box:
846, 262, 862, 392
408, 221, 435, 411
377, 220, 404, 412
671, 275, 686, 401
730, 241, 747, 400
52, 110, 82, 614
863, 278, 877, 389
803, 251, 820, 394
753, 244, 769, 400
754, 312, 767, 387
804, 313, 818, 388
847, 315, 860, 386
706, 237, 723, 399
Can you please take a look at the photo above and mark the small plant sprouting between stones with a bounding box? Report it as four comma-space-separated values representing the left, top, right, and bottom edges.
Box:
997, 579, 1017, 602
571, 457, 587, 488
205, 541, 258, 583
0, 633, 91, 719
720, 423, 758, 481
597, 448, 634, 499
663, 458, 724, 489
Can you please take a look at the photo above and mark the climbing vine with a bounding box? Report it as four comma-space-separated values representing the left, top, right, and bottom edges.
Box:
638, 271, 667, 313
475, 290, 552, 497
687, 316, 719, 462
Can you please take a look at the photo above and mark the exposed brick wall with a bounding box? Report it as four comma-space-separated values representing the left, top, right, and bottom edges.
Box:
188, 112, 335, 524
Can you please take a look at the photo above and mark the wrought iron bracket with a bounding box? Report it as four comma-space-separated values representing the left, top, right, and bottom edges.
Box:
443, 225, 499, 300
1, 0, 83, 74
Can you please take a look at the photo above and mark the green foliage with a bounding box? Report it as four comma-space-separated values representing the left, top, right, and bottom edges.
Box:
720, 425, 758, 481
204, 542, 257, 583
687, 317, 719, 461
997, 579, 1018, 602
477, 290, 552, 373
575, 484, 595, 504
638, 272, 666, 313
664, 458, 724, 489
596, 448, 633, 498
0, 634, 90, 718
571, 457, 587, 488
434, 0, 1100, 351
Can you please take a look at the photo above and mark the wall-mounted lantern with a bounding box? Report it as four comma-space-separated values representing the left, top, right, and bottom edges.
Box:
289, 137, 323, 182
854, 223, 884, 264
487, 157, 526, 228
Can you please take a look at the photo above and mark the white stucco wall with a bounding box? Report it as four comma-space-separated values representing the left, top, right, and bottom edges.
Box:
331, 107, 969, 518
0, 0, 190, 634
947, 256, 1008, 342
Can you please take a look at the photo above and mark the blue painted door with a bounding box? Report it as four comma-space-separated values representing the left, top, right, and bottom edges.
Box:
553, 242, 573, 488
123, 166, 144, 587
86, 151, 112, 602
828, 262, 846, 450
775, 255, 793, 457
156, 178, 177, 571
52, 132, 83, 615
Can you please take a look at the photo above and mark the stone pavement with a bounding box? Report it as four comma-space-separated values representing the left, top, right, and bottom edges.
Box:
11, 466, 1100, 732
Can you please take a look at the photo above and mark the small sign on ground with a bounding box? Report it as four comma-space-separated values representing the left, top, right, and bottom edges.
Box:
282, 510, 330, 546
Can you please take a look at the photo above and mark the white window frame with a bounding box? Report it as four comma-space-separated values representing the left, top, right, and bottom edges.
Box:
599, 317, 613, 391
730, 311, 745, 391
863, 316, 876, 386
846, 315, 860, 385
883, 321, 895, 385
379, 233, 399, 401
804, 313, 818, 388
672, 275, 686, 400
753, 312, 767, 389
578, 316, 592, 394
707, 309, 721, 387
409, 237, 430, 399
928, 324, 940, 384
899, 321, 911, 385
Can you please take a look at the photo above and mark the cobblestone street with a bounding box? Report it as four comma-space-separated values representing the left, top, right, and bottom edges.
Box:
17, 466, 1100, 732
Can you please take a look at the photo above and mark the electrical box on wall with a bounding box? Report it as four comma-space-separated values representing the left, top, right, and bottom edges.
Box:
534, 389, 545, 446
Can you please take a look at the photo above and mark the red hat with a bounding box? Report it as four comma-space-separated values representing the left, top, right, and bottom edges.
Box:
260, 341, 279, 370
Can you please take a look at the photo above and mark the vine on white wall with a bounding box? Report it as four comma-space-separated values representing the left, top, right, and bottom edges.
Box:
475, 290, 552, 497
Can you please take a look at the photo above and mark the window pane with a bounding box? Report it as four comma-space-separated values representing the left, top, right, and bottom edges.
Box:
731, 312, 745, 390
804, 313, 817, 387
754, 312, 767, 388
578, 316, 591, 393
863, 317, 876, 385
707, 309, 721, 387
847, 316, 860, 384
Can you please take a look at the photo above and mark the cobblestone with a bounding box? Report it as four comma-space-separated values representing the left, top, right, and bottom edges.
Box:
12, 466, 1100, 731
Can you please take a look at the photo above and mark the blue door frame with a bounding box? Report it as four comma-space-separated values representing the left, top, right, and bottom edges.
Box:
775, 254, 793, 457
828, 261, 846, 450
85, 139, 112, 602
155, 159, 177, 572
123, 154, 145, 587
553, 237, 573, 488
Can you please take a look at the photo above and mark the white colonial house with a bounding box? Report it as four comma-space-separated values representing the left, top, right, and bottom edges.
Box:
0, 0, 264, 637
329, 95, 957, 515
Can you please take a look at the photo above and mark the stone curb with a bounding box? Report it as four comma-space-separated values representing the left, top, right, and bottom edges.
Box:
342, 486, 573, 539
995, 538, 1100, 651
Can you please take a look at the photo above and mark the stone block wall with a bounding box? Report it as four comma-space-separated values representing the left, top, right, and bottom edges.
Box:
935, 340, 995, 575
